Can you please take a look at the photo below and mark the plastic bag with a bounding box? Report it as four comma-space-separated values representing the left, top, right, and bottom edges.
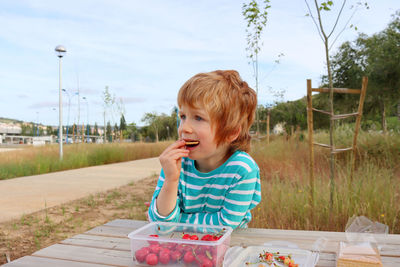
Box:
336, 216, 388, 267
345, 215, 388, 250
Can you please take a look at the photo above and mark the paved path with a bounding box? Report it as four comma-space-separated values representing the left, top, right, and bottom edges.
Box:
0, 158, 161, 223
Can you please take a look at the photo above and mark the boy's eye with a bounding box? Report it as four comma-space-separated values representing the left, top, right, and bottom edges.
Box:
180, 114, 186, 120
195, 115, 203, 121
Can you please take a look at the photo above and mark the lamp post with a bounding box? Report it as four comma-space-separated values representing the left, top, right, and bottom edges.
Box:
62, 89, 70, 144
82, 96, 90, 143
55, 45, 66, 160
62, 89, 78, 144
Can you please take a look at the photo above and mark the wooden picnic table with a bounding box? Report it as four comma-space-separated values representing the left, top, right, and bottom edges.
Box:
2, 219, 400, 266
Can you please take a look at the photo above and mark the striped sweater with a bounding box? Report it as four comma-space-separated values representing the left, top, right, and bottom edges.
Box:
148, 150, 261, 229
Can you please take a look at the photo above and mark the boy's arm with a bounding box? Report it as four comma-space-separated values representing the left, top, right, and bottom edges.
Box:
156, 140, 188, 216
148, 170, 182, 222
180, 170, 261, 229
148, 140, 189, 221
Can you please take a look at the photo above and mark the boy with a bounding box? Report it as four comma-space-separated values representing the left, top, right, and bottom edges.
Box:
148, 70, 261, 229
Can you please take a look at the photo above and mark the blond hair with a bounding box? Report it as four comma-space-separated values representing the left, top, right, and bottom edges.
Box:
177, 70, 257, 152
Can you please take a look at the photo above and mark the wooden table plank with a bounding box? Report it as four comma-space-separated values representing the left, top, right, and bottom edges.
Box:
104, 219, 147, 229
32, 244, 134, 267
0, 256, 112, 267
60, 234, 130, 251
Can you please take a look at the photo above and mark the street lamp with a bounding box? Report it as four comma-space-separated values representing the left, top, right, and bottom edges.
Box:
82, 96, 89, 143
55, 45, 66, 160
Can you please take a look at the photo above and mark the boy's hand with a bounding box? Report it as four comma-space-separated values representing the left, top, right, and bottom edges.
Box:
159, 140, 189, 183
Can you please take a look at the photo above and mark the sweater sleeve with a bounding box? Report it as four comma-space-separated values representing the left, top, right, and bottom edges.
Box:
179, 169, 261, 229
147, 169, 182, 222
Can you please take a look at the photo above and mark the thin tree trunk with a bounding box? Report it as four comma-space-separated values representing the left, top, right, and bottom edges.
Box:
381, 99, 387, 134
324, 36, 336, 209
255, 52, 260, 136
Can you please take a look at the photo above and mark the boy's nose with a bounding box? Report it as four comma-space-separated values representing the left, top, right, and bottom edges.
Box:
179, 120, 192, 134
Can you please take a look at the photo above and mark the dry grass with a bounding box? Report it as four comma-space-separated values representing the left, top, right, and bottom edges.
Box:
249, 131, 400, 234
0, 142, 172, 180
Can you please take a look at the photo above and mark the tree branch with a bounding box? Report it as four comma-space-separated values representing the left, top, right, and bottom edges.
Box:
304, 0, 324, 43
329, 3, 358, 50
328, 0, 347, 38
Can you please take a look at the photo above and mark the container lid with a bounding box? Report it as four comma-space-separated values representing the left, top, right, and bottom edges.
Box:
223, 245, 317, 267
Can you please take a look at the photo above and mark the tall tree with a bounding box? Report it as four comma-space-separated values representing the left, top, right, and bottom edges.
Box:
119, 114, 127, 139
358, 11, 400, 131
242, 0, 271, 135
94, 123, 99, 136
304, 0, 368, 206
106, 121, 112, 142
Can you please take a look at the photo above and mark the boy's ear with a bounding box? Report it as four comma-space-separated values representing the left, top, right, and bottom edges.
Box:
228, 127, 241, 143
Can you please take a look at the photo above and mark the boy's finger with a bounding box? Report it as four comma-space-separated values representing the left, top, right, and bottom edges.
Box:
167, 139, 186, 149
163, 150, 189, 160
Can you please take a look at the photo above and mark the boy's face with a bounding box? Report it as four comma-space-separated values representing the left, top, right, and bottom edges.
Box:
178, 104, 229, 171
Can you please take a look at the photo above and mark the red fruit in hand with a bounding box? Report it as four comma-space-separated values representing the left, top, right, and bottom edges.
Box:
159, 250, 170, 264
145, 253, 158, 265
183, 251, 195, 263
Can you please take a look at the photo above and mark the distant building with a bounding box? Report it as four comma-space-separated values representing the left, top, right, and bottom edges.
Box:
0, 122, 22, 134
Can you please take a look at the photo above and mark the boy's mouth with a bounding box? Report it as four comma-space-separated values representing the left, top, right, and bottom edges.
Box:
185, 140, 200, 148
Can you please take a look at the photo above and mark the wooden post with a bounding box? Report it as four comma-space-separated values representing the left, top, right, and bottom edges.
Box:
350, 76, 368, 181
307, 79, 314, 205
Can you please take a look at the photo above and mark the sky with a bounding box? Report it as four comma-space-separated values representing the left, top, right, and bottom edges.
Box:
0, 0, 398, 127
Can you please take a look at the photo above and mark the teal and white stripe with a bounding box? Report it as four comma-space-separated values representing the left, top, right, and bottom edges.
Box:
148, 150, 261, 229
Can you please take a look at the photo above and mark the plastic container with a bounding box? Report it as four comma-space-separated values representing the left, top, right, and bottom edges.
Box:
128, 222, 232, 267
223, 245, 318, 267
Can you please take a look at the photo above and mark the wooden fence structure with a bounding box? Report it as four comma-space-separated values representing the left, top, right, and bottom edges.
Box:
307, 77, 368, 204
